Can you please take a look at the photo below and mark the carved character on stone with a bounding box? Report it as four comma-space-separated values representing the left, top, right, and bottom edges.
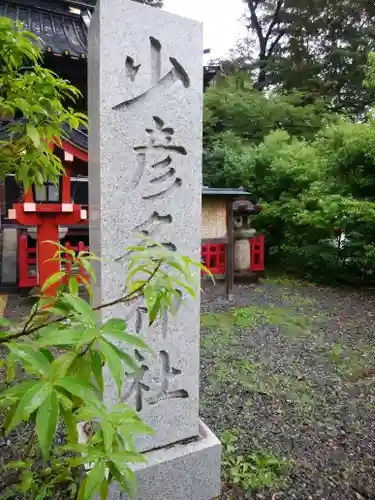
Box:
113, 37, 190, 110
121, 349, 188, 411
132, 116, 187, 199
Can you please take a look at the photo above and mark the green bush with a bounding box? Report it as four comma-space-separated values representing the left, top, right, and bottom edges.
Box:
204, 75, 375, 284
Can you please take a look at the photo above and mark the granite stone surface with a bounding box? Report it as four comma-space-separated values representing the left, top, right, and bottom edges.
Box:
88, 0, 203, 452
108, 421, 222, 500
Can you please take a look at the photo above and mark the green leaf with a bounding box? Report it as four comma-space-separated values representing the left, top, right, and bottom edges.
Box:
20, 469, 35, 493
171, 277, 196, 299
41, 271, 65, 293
60, 293, 96, 324
75, 403, 106, 422
111, 450, 147, 465
63, 443, 92, 455
68, 353, 92, 384
0, 317, 11, 328
104, 319, 126, 330
101, 327, 150, 351
79, 326, 100, 345
77, 476, 87, 500
0, 380, 36, 406
78, 258, 97, 284
37, 326, 83, 347
90, 351, 104, 395
107, 462, 134, 498
101, 417, 115, 455
79, 275, 94, 303
97, 339, 124, 397
119, 419, 154, 437
56, 376, 100, 407
6, 351, 17, 383
51, 351, 77, 380
6, 460, 33, 470
14, 98, 30, 115
6, 342, 51, 376
36, 390, 59, 461
56, 388, 74, 411
106, 342, 140, 374
100, 479, 109, 500
60, 407, 78, 444
8, 381, 51, 430
26, 124, 40, 147
68, 276, 79, 296
148, 294, 162, 325
83, 462, 106, 500
39, 348, 54, 363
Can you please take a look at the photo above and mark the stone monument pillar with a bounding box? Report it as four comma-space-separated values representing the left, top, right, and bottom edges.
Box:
88, 1, 221, 499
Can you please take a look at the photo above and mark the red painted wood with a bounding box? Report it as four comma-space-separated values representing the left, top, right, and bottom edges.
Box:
61, 140, 88, 162
19, 237, 90, 289
201, 243, 226, 275
19, 234, 38, 288
24, 189, 33, 203
37, 223, 61, 296
13, 202, 84, 293
250, 235, 265, 272
62, 168, 71, 204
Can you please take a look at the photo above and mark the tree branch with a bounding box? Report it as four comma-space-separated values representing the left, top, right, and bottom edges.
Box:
246, 0, 266, 55
0, 261, 162, 344
266, 31, 285, 58
264, 0, 284, 46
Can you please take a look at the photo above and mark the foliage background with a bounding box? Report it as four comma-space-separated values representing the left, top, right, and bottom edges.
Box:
203, 64, 375, 284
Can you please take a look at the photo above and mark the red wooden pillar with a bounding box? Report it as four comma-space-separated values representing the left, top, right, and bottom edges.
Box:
37, 223, 60, 296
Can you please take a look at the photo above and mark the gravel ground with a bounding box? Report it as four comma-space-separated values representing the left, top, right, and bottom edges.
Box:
200, 277, 375, 500
2, 279, 375, 499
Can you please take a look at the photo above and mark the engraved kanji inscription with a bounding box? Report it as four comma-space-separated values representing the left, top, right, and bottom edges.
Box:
113, 37, 190, 110
115, 209, 178, 269
126, 301, 169, 340
121, 350, 188, 411
133, 116, 187, 199
126, 56, 141, 81
124, 293, 181, 340
132, 211, 176, 251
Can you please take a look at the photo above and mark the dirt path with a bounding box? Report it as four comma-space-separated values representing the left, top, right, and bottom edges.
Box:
200, 277, 375, 499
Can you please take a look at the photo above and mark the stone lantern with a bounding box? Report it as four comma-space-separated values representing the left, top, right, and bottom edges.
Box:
233, 198, 261, 272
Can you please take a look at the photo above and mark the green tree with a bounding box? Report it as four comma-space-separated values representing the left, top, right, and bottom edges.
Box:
204, 76, 336, 145
0, 17, 87, 189
203, 75, 337, 188
240, 0, 375, 114
365, 52, 375, 89
203, 71, 375, 282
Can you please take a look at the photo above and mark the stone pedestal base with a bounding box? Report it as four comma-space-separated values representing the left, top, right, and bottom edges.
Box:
109, 421, 221, 500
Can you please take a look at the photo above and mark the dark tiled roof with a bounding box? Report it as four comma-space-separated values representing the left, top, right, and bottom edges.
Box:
0, 0, 88, 58
61, 122, 88, 152
202, 187, 250, 197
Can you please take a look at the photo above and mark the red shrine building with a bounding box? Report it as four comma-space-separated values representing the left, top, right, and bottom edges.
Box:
0, 0, 264, 292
